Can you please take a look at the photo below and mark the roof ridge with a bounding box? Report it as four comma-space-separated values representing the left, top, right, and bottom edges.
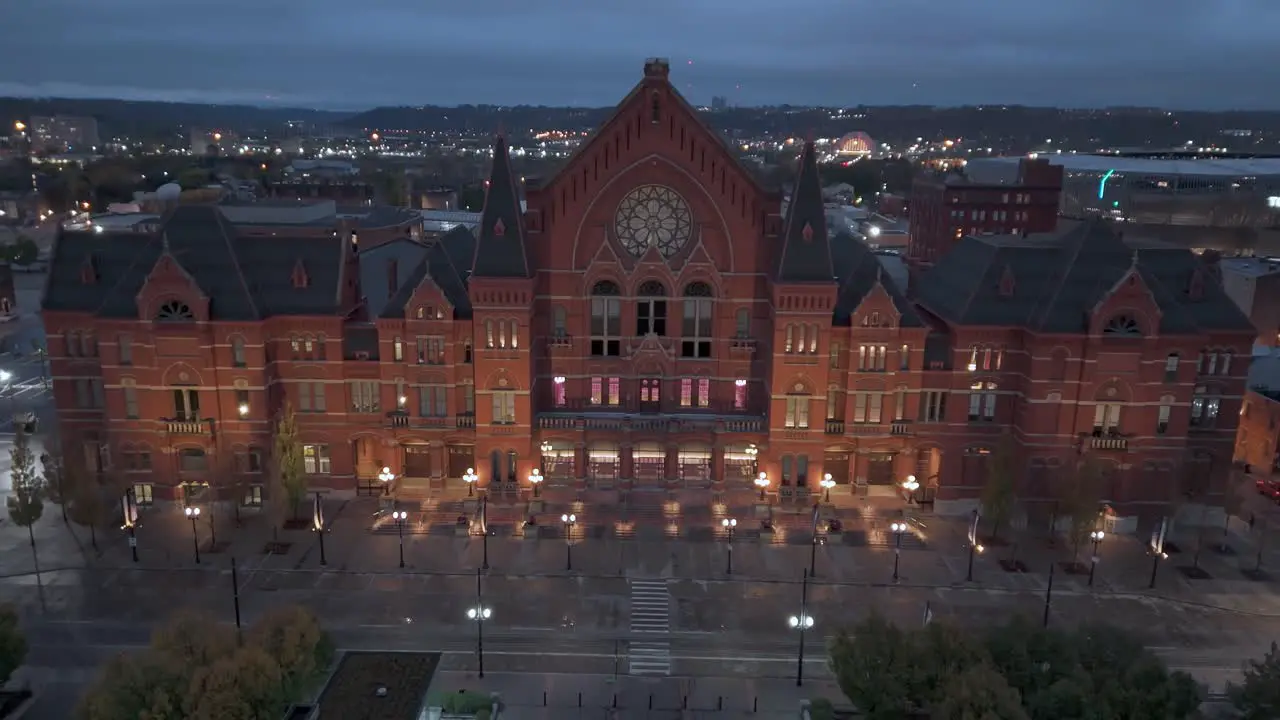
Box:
93, 235, 160, 317
1031, 223, 1093, 329
955, 240, 1000, 322
212, 208, 262, 319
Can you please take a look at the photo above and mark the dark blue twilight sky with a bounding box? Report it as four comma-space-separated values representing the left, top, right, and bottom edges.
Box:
2, 0, 1278, 110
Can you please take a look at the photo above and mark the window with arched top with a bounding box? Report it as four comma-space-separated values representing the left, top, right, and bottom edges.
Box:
968, 381, 997, 421
636, 281, 667, 336
682, 283, 713, 358
552, 306, 567, 338
1157, 394, 1175, 435
230, 336, 246, 367
1103, 314, 1141, 336
156, 300, 193, 322
591, 281, 621, 356
785, 390, 811, 429
734, 308, 750, 338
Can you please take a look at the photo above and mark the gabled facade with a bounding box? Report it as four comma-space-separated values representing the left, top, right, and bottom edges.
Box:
39, 60, 1253, 529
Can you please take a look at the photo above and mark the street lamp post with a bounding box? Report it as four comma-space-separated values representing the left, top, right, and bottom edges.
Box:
819, 473, 835, 503
902, 475, 920, 505
393, 510, 408, 568
468, 569, 492, 678
540, 441, 552, 480
966, 539, 984, 582
528, 469, 543, 498
754, 472, 770, 502
0, 369, 12, 422
464, 467, 478, 497
122, 488, 139, 563
1087, 530, 1105, 587
378, 465, 395, 498
722, 518, 737, 574
789, 569, 814, 687
561, 513, 576, 571
481, 492, 489, 571
891, 521, 907, 582
184, 507, 201, 564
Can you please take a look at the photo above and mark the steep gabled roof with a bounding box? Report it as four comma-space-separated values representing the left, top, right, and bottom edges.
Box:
915, 220, 1255, 334
776, 141, 834, 283
471, 135, 529, 278
377, 226, 475, 319
831, 233, 923, 327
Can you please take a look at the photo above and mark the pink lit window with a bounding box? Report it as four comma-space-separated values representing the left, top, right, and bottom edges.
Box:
640, 379, 660, 403
590, 377, 603, 405
553, 377, 566, 407
733, 379, 747, 410
607, 377, 620, 406
696, 378, 710, 408
680, 378, 693, 407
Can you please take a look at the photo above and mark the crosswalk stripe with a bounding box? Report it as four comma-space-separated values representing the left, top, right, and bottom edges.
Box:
627, 578, 672, 676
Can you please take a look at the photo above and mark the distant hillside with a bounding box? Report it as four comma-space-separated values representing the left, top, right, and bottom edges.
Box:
0, 97, 351, 139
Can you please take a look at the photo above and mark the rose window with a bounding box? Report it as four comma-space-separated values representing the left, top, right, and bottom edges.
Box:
613, 185, 692, 259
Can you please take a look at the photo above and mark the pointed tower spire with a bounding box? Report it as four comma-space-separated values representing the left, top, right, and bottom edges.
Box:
472, 135, 529, 278
777, 141, 834, 282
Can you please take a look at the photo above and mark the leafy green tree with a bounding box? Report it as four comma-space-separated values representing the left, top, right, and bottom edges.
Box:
39, 447, 68, 524
185, 646, 287, 720
1059, 457, 1104, 563
1229, 641, 1280, 719
6, 428, 45, 569
931, 665, 1028, 720
911, 622, 995, 709
65, 454, 105, 551
829, 612, 917, 719
150, 610, 238, 669
272, 403, 307, 523
76, 650, 189, 720
979, 434, 1018, 543
0, 604, 28, 686
247, 605, 334, 699
3, 235, 39, 265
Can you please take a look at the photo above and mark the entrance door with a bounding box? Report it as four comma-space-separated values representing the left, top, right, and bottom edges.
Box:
866, 453, 895, 485
403, 446, 432, 477
447, 445, 473, 478
824, 453, 850, 485
354, 438, 379, 479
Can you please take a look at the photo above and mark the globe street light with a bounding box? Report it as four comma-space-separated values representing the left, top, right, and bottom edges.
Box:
722, 518, 737, 574
819, 473, 835, 503
528, 468, 543, 498
561, 513, 577, 571
378, 466, 395, 498
902, 474, 920, 505
539, 441, 552, 479
890, 521, 907, 582
463, 467, 478, 497
1088, 529, 1105, 587
790, 569, 814, 686
468, 569, 492, 678
184, 506, 201, 564
237, 402, 249, 417
754, 472, 770, 502
393, 510, 408, 568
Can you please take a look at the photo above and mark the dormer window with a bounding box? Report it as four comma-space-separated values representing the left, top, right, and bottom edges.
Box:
292, 260, 309, 289
1103, 314, 1141, 336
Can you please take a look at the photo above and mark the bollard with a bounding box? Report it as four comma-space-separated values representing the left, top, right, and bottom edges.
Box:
682, 696, 688, 709
753, 696, 758, 713
649, 694, 653, 710
612, 694, 617, 709
578, 692, 582, 708
718, 696, 723, 711
542, 691, 547, 707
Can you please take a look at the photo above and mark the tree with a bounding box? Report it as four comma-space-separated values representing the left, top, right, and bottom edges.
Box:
77, 650, 188, 720
0, 604, 27, 687
150, 610, 238, 669
1229, 641, 1280, 719
272, 404, 307, 523
1, 235, 39, 265
247, 605, 333, 699
931, 665, 1029, 720
65, 453, 106, 551
39, 445, 68, 524
1059, 457, 1104, 564
185, 646, 287, 720
1220, 469, 1245, 551
829, 612, 917, 719
6, 428, 45, 571
979, 434, 1018, 543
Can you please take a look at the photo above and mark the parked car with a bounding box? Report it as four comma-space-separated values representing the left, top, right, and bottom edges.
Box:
1256, 477, 1280, 503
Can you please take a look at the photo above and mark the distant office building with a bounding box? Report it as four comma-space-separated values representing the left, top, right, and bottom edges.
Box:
1219, 257, 1280, 347
710, 96, 728, 111
190, 129, 236, 156
30, 115, 99, 153
907, 157, 1063, 269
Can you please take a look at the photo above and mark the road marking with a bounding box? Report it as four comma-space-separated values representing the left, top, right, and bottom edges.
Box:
628, 578, 672, 676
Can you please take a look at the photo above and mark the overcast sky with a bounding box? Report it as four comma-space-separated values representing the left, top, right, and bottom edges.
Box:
3, 0, 1278, 110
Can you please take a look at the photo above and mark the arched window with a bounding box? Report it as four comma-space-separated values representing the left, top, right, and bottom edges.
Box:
489, 450, 502, 485
506, 451, 518, 482
393, 336, 403, 362
1103, 314, 1141, 336
785, 390, 811, 429
734, 308, 750, 338
156, 300, 193, 322
485, 320, 495, 349
1157, 394, 1174, 434
552, 306, 568, 338
1164, 353, 1180, 382
590, 281, 621, 356
636, 280, 667, 336
230, 336, 246, 367
1093, 390, 1123, 436
785, 324, 795, 353
682, 283, 713, 358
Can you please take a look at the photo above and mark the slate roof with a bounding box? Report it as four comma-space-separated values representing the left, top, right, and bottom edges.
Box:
471, 135, 529, 278
43, 205, 348, 320
373, 226, 475, 319
830, 232, 923, 328
776, 142, 835, 283
915, 220, 1256, 334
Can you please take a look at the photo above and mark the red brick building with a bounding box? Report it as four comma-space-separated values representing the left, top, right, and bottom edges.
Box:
41, 59, 1253, 527
906, 157, 1062, 270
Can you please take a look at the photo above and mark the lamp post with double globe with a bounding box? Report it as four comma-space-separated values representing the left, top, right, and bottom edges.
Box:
463, 467, 478, 497
393, 510, 408, 568
819, 473, 835, 503
184, 506, 201, 564
890, 521, 907, 582
722, 518, 737, 574
754, 472, 770, 502
561, 513, 577, 570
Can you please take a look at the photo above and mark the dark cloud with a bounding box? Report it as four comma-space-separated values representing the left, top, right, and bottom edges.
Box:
2, 0, 1278, 109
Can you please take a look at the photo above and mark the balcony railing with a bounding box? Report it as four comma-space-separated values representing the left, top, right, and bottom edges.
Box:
456, 413, 476, 429
1088, 434, 1129, 451
543, 398, 753, 416
536, 414, 765, 433
729, 337, 757, 353
891, 421, 912, 436
165, 419, 209, 435
825, 420, 844, 435
387, 412, 451, 429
